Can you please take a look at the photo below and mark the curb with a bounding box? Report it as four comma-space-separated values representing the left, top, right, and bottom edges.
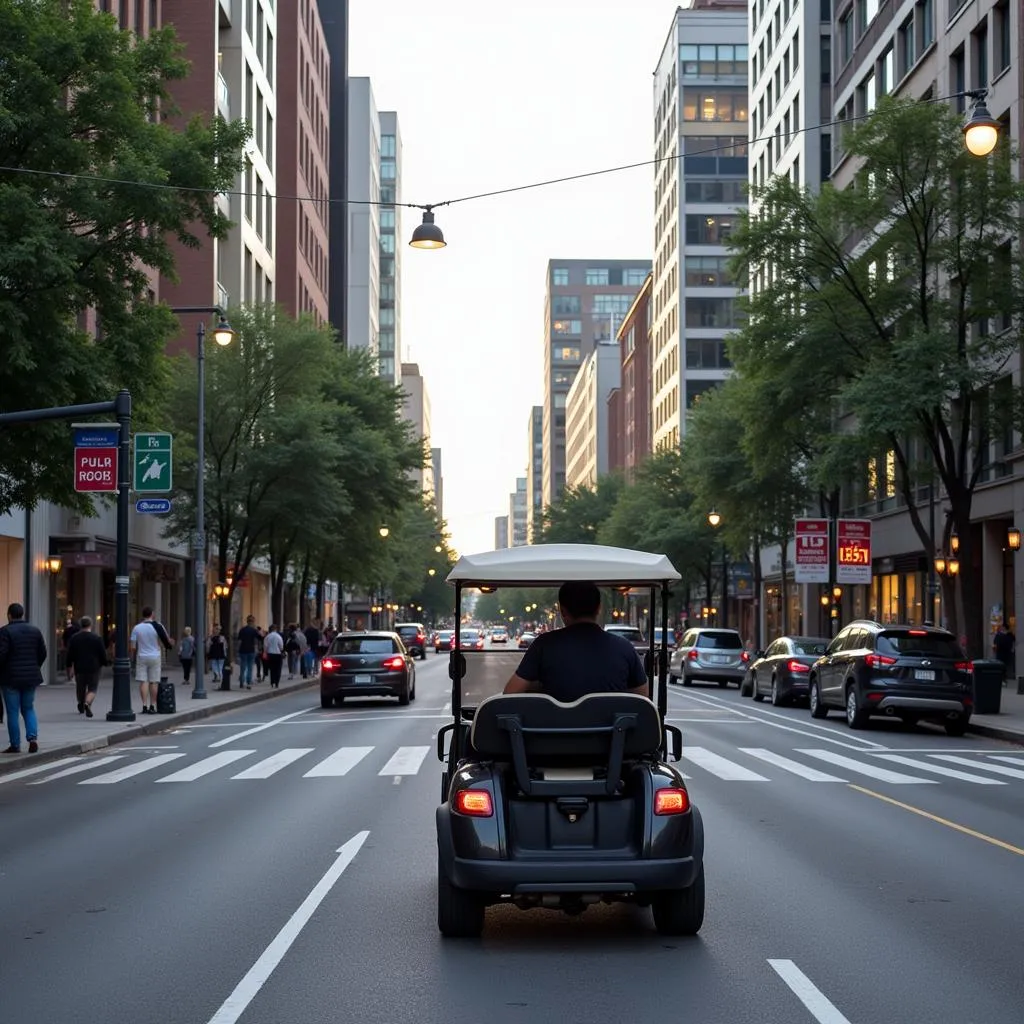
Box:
966, 720, 1024, 746
0, 678, 320, 776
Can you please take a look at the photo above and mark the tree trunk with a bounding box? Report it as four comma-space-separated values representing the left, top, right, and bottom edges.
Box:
751, 535, 763, 650
779, 522, 790, 636
299, 549, 312, 626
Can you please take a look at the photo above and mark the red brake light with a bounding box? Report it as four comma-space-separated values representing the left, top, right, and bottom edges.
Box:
321, 658, 336, 671
786, 659, 810, 672
416, 633, 425, 643
654, 788, 690, 815
455, 790, 493, 817
382, 655, 405, 670
908, 629, 928, 636
741, 650, 751, 662
955, 661, 973, 672
864, 654, 897, 669
687, 649, 699, 660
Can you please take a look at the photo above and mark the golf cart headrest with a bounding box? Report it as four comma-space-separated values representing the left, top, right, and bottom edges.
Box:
470, 692, 662, 764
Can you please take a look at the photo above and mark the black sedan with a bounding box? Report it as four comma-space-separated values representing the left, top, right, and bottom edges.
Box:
748, 635, 829, 706
320, 632, 416, 708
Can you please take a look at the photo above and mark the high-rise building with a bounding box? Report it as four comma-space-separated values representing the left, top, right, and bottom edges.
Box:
508, 478, 528, 547
494, 516, 510, 550
400, 362, 433, 495
276, 0, 330, 324
377, 111, 402, 384
651, 1, 748, 450
525, 406, 543, 543
564, 346, 622, 491
321, 0, 348, 344
430, 446, 444, 519
542, 259, 650, 508
607, 273, 653, 480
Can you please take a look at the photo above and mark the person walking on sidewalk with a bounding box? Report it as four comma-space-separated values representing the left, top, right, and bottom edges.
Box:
285, 625, 301, 679
993, 620, 1016, 684
130, 607, 173, 715
237, 615, 260, 689
0, 602, 47, 754
208, 626, 227, 683
178, 627, 195, 684
263, 624, 284, 688
67, 616, 108, 718
304, 621, 322, 676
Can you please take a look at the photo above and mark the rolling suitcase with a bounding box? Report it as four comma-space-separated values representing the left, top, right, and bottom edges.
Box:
156, 676, 176, 714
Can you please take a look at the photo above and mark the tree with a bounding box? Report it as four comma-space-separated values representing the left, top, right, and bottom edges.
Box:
537, 474, 625, 544
729, 97, 1024, 652
0, 0, 248, 514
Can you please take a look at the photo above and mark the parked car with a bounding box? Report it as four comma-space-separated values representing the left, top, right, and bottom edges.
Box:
604, 624, 647, 650
669, 628, 749, 687
748, 636, 830, 705
395, 622, 428, 660
434, 629, 455, 653
654, 627, 677, 650
320, 632, 416, 707
518, 631, 536, 650
808, 621, 973, 734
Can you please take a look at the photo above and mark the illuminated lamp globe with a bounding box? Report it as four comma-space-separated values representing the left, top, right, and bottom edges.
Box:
963, 97, 1000, 157
213, 317, 236, 346
409, 210, 446, 250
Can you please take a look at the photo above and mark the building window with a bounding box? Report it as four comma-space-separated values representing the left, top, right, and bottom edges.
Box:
972, 22, 988, 90
917, 0, 934, 51
683, 89, 748, 122
821, 35, 832, 84
380, 233, 395, 255
585, 268, 609, 286
685, 298, 738, 328
679, 44, 749, 77
380, 209, 395, 229
380, 159, 396, 181
994, 0, 1011, 74
685, 214, 737, 245
379, 329, 395, 353
380, 256, 394, 278
839, 9, 853, 65
686, 135, 749, 157
950, 46, 965, 112
879, 46, 894, 95
552, 319, 582, 336
556, 346, 580, 363
857, 71, 877, 114
381, 134, 396, 158
684, 256, 733, 287
686, 380, 720, 407
897, 16, 915, 78
684, 180, 745, 203
685, 339, 730, 369
592, 294, 635, 315
552, 267, 569, 286
553, 295, 581, 315
379, 308, 395, 327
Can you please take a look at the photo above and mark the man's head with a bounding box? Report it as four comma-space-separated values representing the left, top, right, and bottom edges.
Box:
7, 602, 25, 622
142, 606, 153, 619
557, 582, 601, 625
80, 616, 93, 631
247, 615, 255, 625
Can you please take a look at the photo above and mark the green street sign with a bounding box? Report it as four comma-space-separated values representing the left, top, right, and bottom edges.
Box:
133, 432, 173, 493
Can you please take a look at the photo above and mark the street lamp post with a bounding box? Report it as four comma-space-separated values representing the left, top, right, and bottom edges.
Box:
707, 510, 727, 630
170, 306, 235, 700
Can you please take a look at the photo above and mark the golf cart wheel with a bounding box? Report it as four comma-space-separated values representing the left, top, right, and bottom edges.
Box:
437, 859, 484, 938
652, 865, 705, 936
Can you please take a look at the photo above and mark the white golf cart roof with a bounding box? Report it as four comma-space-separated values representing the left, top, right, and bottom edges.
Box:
446, 543, 681, 587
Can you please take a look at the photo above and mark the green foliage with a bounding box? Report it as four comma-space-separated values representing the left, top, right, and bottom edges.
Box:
537, 474, 625, 544
472, 588, 557, 627
0, 0, 248, 514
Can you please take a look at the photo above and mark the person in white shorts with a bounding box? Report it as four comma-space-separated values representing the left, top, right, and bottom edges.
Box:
130, 607, 173, 714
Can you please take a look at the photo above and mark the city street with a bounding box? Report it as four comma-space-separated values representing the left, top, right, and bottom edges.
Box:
3, 651, 1024, 1023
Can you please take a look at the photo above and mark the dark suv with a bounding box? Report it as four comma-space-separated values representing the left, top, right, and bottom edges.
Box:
808, 620, 973, 735
395, 622, 428, 660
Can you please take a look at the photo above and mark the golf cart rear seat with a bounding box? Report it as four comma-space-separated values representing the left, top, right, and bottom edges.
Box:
469, 693, 662, 798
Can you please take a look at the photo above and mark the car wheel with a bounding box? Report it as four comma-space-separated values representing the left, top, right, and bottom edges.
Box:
682, 674, 692, 686
845, 685, 869, 729
420, 651, 427, 661
945, 716, 969, 737
770, 676, 784, 707
437, 857, 484, 938
669, 672, 678, 684
320, 693, 333, 709
398, 683, 411, 706
652, 865, 705, 936
809, 679, 827, 719
752, 674, 765, 702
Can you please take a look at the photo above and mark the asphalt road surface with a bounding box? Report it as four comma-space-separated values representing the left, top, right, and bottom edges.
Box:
2, 651, 1023, 1024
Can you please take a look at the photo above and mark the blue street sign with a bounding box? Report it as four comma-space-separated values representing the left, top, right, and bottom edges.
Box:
136, 498, 172, 515
73, 423, 120, 448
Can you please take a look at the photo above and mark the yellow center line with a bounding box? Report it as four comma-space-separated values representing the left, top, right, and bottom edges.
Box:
848, 784, 1024, 857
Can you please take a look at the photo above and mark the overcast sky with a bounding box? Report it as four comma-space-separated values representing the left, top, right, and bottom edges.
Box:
350, 0, 676, 554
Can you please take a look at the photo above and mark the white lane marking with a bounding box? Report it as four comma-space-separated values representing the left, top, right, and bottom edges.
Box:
378, 745, 431, 776
128, 745, 182, 750
80, 753, 186, 784
740, 748, 845, 782
302, 746, 374, 778
986, 755, 1024, 767
208, 709, 311, 748
683, 746, 769, 781
232, 748, 315, 779
206, 831, 369, 1024
290, 714, 452, 723
667, 717, 756, 724
932, 755, 1024, 780
156, 750, 255, 783
0, 756, 83, 784
670, 690, 887, 751
799, 749, 936, 784
28, 756, 126, 784
877, 754, 1005, 784
768, 959, 853, 1024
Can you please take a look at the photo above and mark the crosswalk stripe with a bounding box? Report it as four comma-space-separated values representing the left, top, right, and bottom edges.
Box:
799, 749, 936, 784
740, 748, 845, 781
232, 748, 315, 779
986, 755, 1024, 768
302, 746, 374, 778
379, 746, 431, 776
156, 750, 255, 783
683, 746, 769, 781
80, 753, 186, 784
0, 756, 83, 784
933, 755, 1024, 780
28, 756, 126, 784
877, 754, 1004, 784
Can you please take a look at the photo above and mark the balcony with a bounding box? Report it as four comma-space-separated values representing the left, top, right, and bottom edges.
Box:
217, 72, 230, 118
216, 281, 230, 310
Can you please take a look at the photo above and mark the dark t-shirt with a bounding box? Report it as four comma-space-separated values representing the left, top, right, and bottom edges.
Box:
238, 625, 261, 654
513, 622, 647, 703
67, 630, 109, 675
993, 630, 1015, 661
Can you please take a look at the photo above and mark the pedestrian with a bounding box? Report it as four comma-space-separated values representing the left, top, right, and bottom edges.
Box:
178, 627, 195, 684
129, 606, 174, 715
304, 621, 321, 676
237, 615, 261, 690
255, 625, 266, 682
297, 625, 310, 678
285, 625, 301, 679
66, 615, 108, 718
208, 625, 227, 683
0, 602, 48, 754
62, 616, 80, 681
263, 623, 284, 688
992, 619, 1016, 685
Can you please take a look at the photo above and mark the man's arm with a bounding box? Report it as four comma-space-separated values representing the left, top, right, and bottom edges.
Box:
628, 649, 650, 697
504, 674, 539, 694
504, 640, 543, 694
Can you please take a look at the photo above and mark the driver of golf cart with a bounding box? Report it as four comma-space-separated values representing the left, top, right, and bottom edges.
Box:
503, 581, 649, 701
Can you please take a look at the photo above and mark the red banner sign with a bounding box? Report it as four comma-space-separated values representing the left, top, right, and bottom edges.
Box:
836, 519, 872, 584
74, 447, 117, 492
794, 519, 829, 583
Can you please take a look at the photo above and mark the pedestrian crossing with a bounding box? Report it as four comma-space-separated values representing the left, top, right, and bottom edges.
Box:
5, 743, 1024, 789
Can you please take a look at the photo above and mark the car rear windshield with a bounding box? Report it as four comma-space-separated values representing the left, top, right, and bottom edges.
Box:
331, 638, 395, 655
696, 631, 743, 650
793, 639, 828, 656
877, 632, 963, 658
609, 628, 644, 640
397, 626, 420, 635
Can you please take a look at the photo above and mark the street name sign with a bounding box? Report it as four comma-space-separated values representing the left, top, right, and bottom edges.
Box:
136, 498, 172, 515
74, 447, 118, 492
72, 424, 119, 448
133, 432, 173, 493
794, 518, 829, 584
836, 519, 872, 585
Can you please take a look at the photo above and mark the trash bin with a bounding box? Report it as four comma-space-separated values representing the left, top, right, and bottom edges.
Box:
971, 659, 1004, 715
220, 664, 232, 692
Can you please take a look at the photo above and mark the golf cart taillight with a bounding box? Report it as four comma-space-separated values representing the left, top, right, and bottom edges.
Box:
321, 658, 336, 671
455, 790, 493, 817
687, 649, 699, 660
787, 659, 810, 673
654, 788, 690, 815
382, 656, 404, 670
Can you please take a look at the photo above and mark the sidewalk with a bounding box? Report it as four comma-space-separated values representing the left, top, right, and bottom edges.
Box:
965, 678, 1024, 745
0, 664, 319, 775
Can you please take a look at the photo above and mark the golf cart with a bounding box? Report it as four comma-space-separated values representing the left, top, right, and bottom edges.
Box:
435, 543, 705, 938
